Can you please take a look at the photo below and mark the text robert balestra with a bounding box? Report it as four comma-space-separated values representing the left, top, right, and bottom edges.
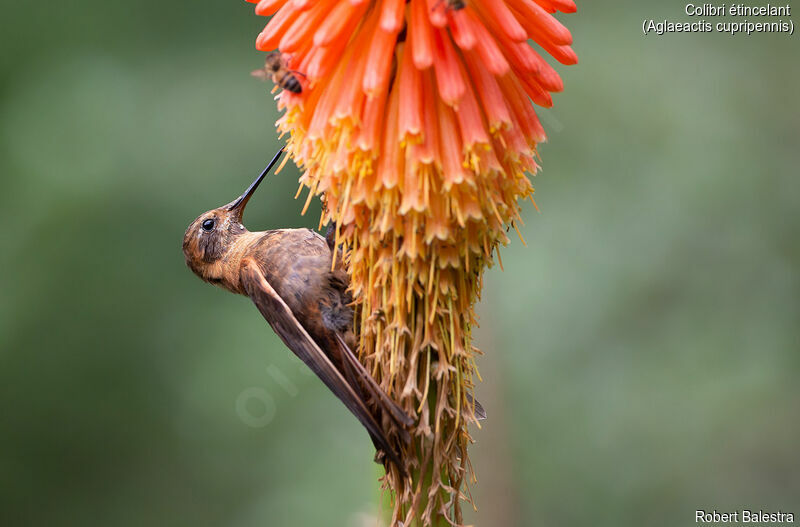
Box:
696, 510, 794, 523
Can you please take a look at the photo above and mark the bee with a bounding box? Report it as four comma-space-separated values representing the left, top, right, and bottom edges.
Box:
252, 51, 303, 94
433, 0, 466, 11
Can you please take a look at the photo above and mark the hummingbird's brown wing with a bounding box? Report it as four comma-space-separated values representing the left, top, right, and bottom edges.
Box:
240, 259, 402, 468
333, 333, 414, 431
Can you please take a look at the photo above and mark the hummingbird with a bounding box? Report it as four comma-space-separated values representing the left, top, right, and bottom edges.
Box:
182, 148, 413, 471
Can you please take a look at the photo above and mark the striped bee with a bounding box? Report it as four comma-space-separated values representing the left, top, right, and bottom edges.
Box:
434, 0, 466, 11
252, 52, 303, 94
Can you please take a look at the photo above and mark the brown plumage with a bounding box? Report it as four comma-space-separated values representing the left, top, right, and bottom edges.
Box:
182, 149, 412, 472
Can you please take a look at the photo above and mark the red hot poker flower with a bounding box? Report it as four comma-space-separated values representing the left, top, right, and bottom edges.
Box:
246, 0, 577, 525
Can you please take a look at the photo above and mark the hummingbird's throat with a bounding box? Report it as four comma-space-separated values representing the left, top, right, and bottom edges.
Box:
202, 231, 262, 295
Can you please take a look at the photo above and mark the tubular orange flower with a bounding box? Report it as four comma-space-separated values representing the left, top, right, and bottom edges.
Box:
246, 0, 577, 524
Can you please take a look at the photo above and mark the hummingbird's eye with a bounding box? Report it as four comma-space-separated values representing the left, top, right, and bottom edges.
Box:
201, 218, 216, 232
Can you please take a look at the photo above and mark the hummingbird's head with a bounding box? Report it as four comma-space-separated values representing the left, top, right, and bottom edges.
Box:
183, 148, 284, 282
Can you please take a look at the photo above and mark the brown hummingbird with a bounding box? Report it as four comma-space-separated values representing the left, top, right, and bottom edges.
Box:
182, 148, 413, 471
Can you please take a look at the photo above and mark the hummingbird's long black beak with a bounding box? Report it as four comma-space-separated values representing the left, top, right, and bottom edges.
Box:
227, 146, 285, 213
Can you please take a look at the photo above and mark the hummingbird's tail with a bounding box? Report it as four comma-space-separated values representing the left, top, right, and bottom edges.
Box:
334, 333, 413, 475
335, 333, 414, 431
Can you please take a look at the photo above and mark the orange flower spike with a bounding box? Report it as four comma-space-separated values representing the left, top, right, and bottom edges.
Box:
251, 0, 289, 17
505, 0, 573, 45
279, 1, 334, 52
409, 0, 435, 69
462, 51, 512, 133
285, 36, 314, 70
475, 139, 503, 174
304, 36, 351, 80
472, 0, 528, 43
453, 68, 490, 151
248, 1, 578, 525
357, 94, 387, 153
518, 70, 554, 107
539, 38, 579, 65
447, 10, 476, 50
313, 0, 362, 47
377, 82, 403, 190
425, 191, 450, 243
555, 0, 578, 12
415, 70, 441, 166
362, 20, 400, 95
256, 5, 302, 50
400, 165, 424, 215
536, 0, 578, 14
333, 51, 367, 123
535, 63, 570, 91
462, 9, 510, 76
531, 0, 556, 13
333, 18, 378, 120
397, 43, 424, 144
495, 31, 543, 75
307, 58, 349, 139
454, 187, 484, 223
435, 97, 467, 189
497, 73, 545, 142
426, 0, 448, 28
432, 27, 466, 107
380, 0, 405, 32
357, 90, 388, 153
526, 49, 565, 92
499, 115, 531, 155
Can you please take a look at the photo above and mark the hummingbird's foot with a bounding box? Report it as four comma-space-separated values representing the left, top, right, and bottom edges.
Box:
325, 221, 337, 250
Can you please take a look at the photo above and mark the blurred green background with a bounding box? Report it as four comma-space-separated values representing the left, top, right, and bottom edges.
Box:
1, 1, 798, 526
